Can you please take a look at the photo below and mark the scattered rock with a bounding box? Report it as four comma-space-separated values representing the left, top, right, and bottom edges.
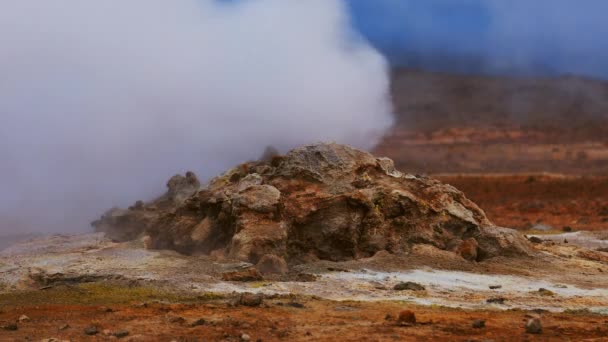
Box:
18, 315, 31, 322
562, 226, 573, 232
238, 293, 264, 307
190, 319, 206, 327
472, 320, 486, 329
99, 306, 113, 313
221, 268, 264, 282
538, 288, 555, 296
1, 324, 18, 331
241, 334, 251, 341
597, 247, 608, 253
256, 254, 288, 275
393, 282, 425, 291
59, 324, 70, 330
84, 326, 99, 335
486, 297, 506, 304
113, 330, 130, 338
396, 310, 416, 326
527, 236, 543, 244
525, 318, 542, 334
489, 285, 502, 290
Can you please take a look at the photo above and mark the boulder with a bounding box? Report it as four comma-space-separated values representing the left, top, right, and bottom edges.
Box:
93, 143, 533, 267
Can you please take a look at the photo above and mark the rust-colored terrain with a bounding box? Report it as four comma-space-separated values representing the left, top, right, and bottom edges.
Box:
2, 294, 608, 341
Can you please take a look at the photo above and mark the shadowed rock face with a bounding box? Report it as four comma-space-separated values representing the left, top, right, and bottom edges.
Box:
92, 143, 532, 268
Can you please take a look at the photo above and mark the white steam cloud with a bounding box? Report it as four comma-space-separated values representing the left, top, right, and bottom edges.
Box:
0, 0, 393, 234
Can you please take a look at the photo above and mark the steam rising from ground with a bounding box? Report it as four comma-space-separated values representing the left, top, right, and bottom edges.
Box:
0, 0, 393, 234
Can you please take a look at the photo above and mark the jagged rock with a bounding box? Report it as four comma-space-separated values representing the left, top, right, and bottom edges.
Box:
93, 143, 532, 266
92, 171, 201, 242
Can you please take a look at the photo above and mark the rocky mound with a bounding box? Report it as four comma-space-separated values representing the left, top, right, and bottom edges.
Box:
93, 143, 531, 271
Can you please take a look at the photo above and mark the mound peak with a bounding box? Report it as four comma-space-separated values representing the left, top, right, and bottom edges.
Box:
93, 143, 531, 270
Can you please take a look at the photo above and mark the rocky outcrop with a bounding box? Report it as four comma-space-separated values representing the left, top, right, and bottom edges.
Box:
93, 143, 532, 265
91, 172, 200, 242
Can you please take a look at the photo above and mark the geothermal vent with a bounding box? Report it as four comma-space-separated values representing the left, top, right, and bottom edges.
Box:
93, 143, 531, 269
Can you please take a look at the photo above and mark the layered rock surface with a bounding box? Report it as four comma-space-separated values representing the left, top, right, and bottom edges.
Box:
93, 143, 531, 269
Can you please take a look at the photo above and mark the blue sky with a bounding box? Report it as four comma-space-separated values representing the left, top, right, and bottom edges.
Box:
346, 0, 608, 78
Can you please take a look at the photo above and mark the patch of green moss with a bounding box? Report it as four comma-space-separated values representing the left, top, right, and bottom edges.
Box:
0, 282, 225, 306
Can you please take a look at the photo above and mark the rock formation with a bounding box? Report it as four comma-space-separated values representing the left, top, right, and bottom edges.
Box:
93, 143, 532, 269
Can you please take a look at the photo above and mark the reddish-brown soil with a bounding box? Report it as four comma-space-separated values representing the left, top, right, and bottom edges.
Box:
2, 298, 608, 341
437, 174, 608, 232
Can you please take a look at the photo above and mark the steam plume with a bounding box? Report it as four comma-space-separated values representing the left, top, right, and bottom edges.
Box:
0, 0, 393, 234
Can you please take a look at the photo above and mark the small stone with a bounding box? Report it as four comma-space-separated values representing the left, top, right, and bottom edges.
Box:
113, 330, 130, 338
528, 236, 543, 244
393, 282, 425, 291
489, 285, 502, 290
239, 293, 264, 307
538, 288, 555, 296
99, 306, 113, 313
84, 326, 99, 335
396, 310, 416, 326
472, 320, 486, 329
59, 324, 70, 330
525, 318, 542, 334
18, 315, 31, 322
190, 318, 206, 327
241, 333, 251, 341
486, 297, 506, 304
1, 324, 18, 331
102, 329, 112, 336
